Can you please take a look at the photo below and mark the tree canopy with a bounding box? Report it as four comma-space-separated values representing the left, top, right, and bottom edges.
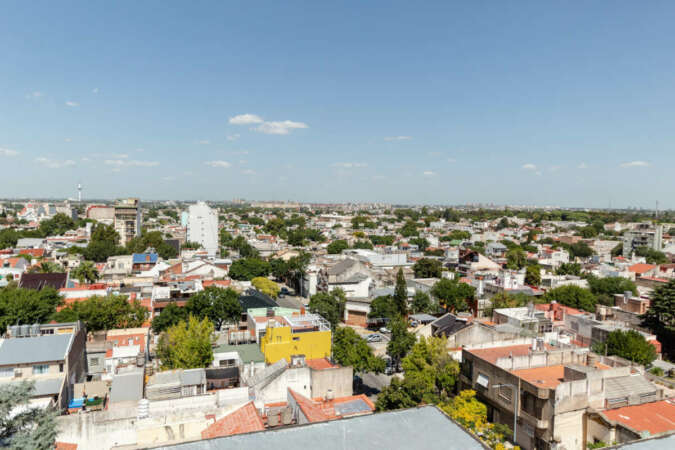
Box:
326, 240, 349, 254
0, 287, 63, 333
0, 381, 57, 449
251, 277, 280, 299
151, 302, 188, 333
157, 316, 214, 370
228, 257, 270, 281
185, 286, 242, 330
543, 285, 596, 312
70, 261, 99, 284
52, 294, 147, 331
430, 278, 475, 313
413, 258, 442, 278
308, 289, 345, 330
592, 329, 657, 366
393, 268, 408, 316
332, 327, 385, 373
387, 317, 415, 368
641, 279, 675, 359
586, 275, 637, 306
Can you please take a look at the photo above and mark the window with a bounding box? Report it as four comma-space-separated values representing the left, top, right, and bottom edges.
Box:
32, 364, 49, 375
292, 337, 300, 341
0, 367, 13, 378
499, 385, 513, 402
476, 373, 489, 388
128, 339, 133, 345
59, 363, 64, 373
90, 358, 100, 366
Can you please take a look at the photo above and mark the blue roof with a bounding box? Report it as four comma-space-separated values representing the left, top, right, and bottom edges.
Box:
132, 253, 158, 264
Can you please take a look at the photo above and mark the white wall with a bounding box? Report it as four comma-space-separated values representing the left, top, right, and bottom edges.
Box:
187, 202, 219, 257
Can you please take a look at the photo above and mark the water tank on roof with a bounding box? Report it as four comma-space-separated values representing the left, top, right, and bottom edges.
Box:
20, 325, 29, 337
9, 325, 19, 337
31, 324, 40, 336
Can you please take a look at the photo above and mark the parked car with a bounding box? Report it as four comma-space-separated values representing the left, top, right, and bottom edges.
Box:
409, 320, 419, 327
367, 334, 383, 343
379, 327, 391, 334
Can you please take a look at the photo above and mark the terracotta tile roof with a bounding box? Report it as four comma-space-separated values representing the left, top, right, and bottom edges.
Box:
511, 365, 566, 389
601, 399, 675, 435
306, 358, 338, 370
55, 442, 78, 450
201, 401, 264, 439
289, 389, 331, 423
19, 248, 45, 258
628, 263, 656, 274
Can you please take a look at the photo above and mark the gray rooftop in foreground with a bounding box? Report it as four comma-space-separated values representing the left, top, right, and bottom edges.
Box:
0, 334, 73, 365
615, 433, 675, 449
152, 406, 485, 450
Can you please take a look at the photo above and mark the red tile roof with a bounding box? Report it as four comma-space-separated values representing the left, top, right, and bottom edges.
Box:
601, 399, 675, 435
288, 389, 331, 423
55, 442, 78, 450
19, 248, 45, 258
306, 358, 338, 370
201, 401, 265, 439
628, 263, 656, 274
202, 280, 232, 288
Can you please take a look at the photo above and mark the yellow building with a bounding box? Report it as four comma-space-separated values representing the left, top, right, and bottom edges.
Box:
260, 314, 332, 364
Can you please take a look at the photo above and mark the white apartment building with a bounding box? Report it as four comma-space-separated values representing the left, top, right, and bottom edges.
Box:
187, 201, 219, 257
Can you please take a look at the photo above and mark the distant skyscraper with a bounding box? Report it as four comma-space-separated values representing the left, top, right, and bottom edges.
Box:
187, 201, 218, 257
77, 183, 82, 202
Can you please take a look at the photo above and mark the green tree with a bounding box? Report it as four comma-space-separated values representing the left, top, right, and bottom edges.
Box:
369, 235, 396, 246
578, 226, 598, 238
543, 285, 596, 312
448, 230, 471, 241
409, 237, 430, 250
83, 223, 123, 262
586, 275, 637, 306
611, 243, 623, 257
394, 268, 408, 316
556, 262, 582, 276
251, 277, 280, 299
641, 279, 675, 359
185, 287, 242, 329
332, 327, 385, 373
70, 261, 99, 284
308, 289, 346, 329
0, 287, 63, 331
326, 240, 349, 254
352, 240, 374, 250
413, 258, 442, 278
634, 246, 668, 264
157, 316, 214, 370
52, 295, 147, 331
398, 221, 419, 237
485, 291, 531, 317
0, 381, 57, 449
387, 317, 415, 368
368, 295, 398, 321
151, 302, 188, 333
38, 213, 77, 237
506, 248, 526, 270
569, 241, 594, 259
28, 261, 63, 273
592, 329, 657, 366
431, 278, 475, 313
411, 291, 434, 314
228, 258, 270, 281
525, 265, 541, 286
376, 336, 459, 410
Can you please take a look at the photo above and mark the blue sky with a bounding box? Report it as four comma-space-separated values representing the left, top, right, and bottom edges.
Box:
1, 1, 674, 208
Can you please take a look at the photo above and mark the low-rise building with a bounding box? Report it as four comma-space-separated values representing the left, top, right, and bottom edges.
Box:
259, 314, 331, 364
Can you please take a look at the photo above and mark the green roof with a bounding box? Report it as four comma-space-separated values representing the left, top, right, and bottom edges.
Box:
214, 343, 265, 363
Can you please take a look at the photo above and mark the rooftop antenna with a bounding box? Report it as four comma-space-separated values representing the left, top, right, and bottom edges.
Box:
77, 183, 82, 203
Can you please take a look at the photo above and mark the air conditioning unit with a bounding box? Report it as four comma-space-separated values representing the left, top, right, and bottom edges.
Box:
14, 370, 22, 378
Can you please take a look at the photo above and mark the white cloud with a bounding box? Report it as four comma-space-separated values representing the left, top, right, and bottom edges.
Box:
242, 169, 256, 175
549, 165, 562, 172
447, 158, 456, 163
578, 162, 588, 169
620, 161, 650, 168
522, 163, 537, 170
229, 114, 264, 125
253, 120, 308, 135
205, 160, 231, 168
332, 162, 368, 168
136, 148, 145, 152
111, 153, 129, 159
226, 134, 240, 141
64, 138, 72, 143
384, 136, 412, 141
25, 91, 43, 100
535, 171, 543, 176
423, 171, 436, 177
198, 140, 210, 145
35, 157, 76, 168
0, 148, 19, 157
81, 157, 90, 162
230, 113, 308, 135
65, 101, 79, 107
104, 159, 159, 167
92, 88, 99, 94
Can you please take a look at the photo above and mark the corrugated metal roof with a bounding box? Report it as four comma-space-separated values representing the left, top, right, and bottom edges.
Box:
0, 334, 73, 365
152, 406, 484, 450
110, 369, 144, 403
605, 375, 656, 401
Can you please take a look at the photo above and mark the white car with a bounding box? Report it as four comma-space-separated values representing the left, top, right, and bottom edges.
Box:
367, 334, 383, 343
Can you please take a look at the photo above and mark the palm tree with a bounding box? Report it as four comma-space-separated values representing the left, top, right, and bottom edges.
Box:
29, 261, 63, 273
70, 261, 99, 284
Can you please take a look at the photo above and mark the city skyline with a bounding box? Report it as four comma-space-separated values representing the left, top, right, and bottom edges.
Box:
2, 1, 675, 207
